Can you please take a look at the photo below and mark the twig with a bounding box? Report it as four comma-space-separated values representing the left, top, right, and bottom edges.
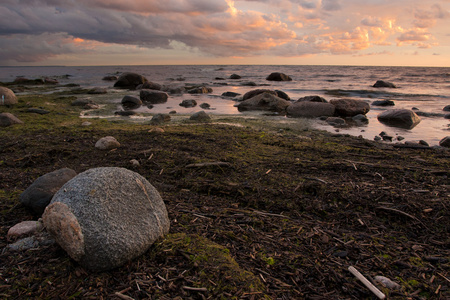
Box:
114, 292, 135, 300
182, 286, 208, 292
251, 209, 290, 219
185, 162, 232, 168
348, 266, 385, 300
376, 206, 421, 223
437, 273, 450, 284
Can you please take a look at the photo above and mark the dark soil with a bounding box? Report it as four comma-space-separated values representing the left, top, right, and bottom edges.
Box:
0, 91, 449, 299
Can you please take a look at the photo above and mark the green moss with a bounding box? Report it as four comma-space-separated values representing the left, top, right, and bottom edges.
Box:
149, 233, 268, 298
409, 257, 425, 267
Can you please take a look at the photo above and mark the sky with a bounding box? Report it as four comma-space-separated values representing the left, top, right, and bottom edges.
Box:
1, 0, 449, 67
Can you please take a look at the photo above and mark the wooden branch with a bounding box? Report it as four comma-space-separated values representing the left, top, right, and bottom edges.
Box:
182, 286, 208, 292
348, 266, 385, 300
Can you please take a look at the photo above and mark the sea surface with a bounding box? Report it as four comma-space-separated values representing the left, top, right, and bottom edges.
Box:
1, 65, 449, 146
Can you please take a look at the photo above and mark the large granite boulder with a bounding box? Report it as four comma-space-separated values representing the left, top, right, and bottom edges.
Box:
20, 168, 77, 215
266, 72, 292, 81
0, 113, 23, 127
377, 109, 421, 129
286, 101, 335, 118
373, 80, 396, 88
0, 87, 18, 106
42, 167, 170, 272
329, 99, 370, 117
114, 73, 148, 89
237, 93, 290, 112
140, 89, 169, 104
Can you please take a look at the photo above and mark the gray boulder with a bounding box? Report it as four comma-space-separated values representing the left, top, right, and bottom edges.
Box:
266, 72, 292, 81
0, 113, 23, 127
42, 167, 170, 271
377, 109, 421, 129
140, 89, 169, 104
95, 136, 120, 150
0, 87, 18, 106
19, 168, 77, 215
237, 93, 290, 112
439, 136, 450, 148
373, 80, 396, 88
190, 111, 211, 121
286, 101, 335, 118
352, 114, 369, 125
114, 72, 148, 89
330, 99, 370, 117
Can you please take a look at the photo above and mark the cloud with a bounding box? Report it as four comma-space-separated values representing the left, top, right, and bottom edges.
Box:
321, 0, 341, 11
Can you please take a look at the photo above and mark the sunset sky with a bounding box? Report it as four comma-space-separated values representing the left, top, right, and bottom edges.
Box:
1, 0, 449, 67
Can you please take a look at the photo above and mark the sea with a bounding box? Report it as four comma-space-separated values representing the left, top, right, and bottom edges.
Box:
1, 65, 449, 146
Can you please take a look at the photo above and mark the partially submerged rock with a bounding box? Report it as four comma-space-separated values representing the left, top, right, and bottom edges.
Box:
266, 72, 292, 81
237, 93, 290, 113
373, 80, 396, 88
439, 136, 450, 148
377, 109, 421, 129
140, 89, 169, 104
19, 168, 77, 215
42, 167, 170, 272
329, 99, 370, 117
114, 72, 148, 90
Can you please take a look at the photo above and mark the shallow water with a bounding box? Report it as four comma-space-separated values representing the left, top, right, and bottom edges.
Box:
1, 65, 449, 145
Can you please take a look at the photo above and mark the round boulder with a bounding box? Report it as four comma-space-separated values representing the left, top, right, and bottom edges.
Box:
141, 81, 162, 90
19, 168, 77, 215
179, 99, 197, 108
243, 89, 277, 101
372, 100, 395, 106
286, 101, 335, 118
443, 105, 450, 112
439, 136, 450, 148
114, 72, 148, 90
42, 167, 170, 271
229, 74, 241, 79
266, 72, 292, 81
0, 113, 23, 127
377, 109, 421, 129
95, 136, 120, 150
329, 99, 370, 117
297, 95, 327, 103
0, 87, 18, 106
237, 92, 290, 113
140, 90, 169, 104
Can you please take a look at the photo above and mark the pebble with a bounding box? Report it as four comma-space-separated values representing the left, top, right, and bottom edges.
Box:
374, 276, 401, 290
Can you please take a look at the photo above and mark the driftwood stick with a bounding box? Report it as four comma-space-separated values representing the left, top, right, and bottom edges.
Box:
182, 286, 208, 292
348, 266, 385, 300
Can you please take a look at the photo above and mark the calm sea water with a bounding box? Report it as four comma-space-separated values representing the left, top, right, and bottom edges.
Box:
1, 65, 449, 145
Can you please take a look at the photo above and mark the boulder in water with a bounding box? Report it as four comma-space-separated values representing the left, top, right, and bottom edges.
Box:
377, 109, 421, 129
237, 93, 290, 112
373, 80, 396, 88
140, 90, 169, 104
114, 72, 148, 89
330, 99, 370, 117
286, 101, 335, 118
266, 72, 292, 81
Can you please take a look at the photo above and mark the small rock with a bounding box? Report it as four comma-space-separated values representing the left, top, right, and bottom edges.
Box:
200, 103, 211, 109
240, 81, 258, 86
190, 111, 211, 121
419, 140, 429, 146
382, 135, 393, 142
0, 112, 23, 127
443, 105, 450, 112
397, 136, 405, 141
149, 127, 165, 133
121, 95, 142, 108
179, 99, 197, 108
222, 91, 241, 98
95, 136, 120, 150
374, 136, 382, 141
27, 108, 50, 115
130, 159, 140, 167
229, 74, 241, 79
352, 114, 369, 124
71, 99, 96, 107
7, 220, 43, 240
81, 121, 92, 126
115, 110, 137, 116
187, 86, 213, 94
297, 95, 327, 103
374, 276, 401, 290
372, 100, 395, 106
150, 114, 171, 125
326, 117, 346, 127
